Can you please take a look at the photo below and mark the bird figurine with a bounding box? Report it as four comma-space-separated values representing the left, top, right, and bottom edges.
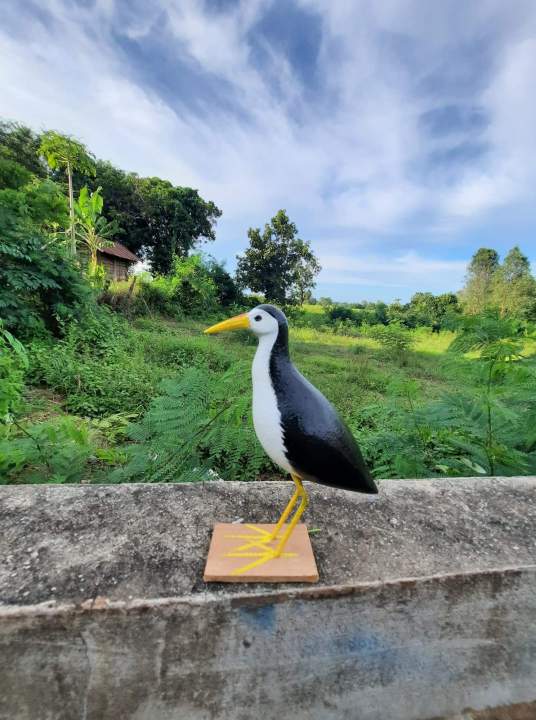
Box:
204, 304, 378, 561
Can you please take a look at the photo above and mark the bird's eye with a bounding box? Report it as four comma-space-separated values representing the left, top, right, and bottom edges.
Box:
254, 315, 262, 322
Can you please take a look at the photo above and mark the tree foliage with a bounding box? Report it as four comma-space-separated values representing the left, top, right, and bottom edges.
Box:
38, 130, 96, 178
0, 120, 46, 177
88, 162, 222, 274
205, 257, 242, 307
462, 248, 500, 315
236, 209, 321, 304
461, 246, 536, 320
3, 122, 221, 275
492, 246, 536, 319
0, 321, 28, 428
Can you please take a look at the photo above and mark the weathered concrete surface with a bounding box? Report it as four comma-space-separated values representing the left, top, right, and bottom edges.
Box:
1, 478, 536, 720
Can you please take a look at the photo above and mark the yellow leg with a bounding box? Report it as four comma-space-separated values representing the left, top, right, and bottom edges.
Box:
272, 475, 308, 557
224, 475, 308, 575
266, 483, 300, 541
223, 480, 300, 549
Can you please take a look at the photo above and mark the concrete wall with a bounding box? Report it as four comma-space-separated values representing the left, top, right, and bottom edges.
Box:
1, 478, 535, 720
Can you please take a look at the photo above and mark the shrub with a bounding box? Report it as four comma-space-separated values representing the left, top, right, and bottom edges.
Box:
0, 322, 28, 428
366, 323, 415, 360
358, 316, 536, 479
102, 257, 225, 319
328, 304, 356, 322
27, 314, 160, 416
0, 188, 91, 337
0, 416, 94, 483
137, 275, 178, 316
26, 309, 234, 417
205, 257, 242, 306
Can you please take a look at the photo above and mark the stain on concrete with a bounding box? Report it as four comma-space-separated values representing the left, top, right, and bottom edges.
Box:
239, 603, 276, 633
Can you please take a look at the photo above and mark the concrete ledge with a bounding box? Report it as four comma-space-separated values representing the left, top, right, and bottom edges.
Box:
1, 478, 536, 719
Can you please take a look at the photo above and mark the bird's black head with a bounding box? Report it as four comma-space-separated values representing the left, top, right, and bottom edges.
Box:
256, 304, 288, 327
251, 304, 289, 355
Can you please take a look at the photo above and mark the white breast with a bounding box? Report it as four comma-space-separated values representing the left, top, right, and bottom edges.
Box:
251, 334, 293, 474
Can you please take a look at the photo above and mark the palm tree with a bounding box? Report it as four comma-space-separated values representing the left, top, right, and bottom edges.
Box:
38, 132, 96, 255
74, 186, 116, 277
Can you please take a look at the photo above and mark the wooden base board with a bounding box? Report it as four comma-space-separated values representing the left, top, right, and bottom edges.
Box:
203, 523, 319, 583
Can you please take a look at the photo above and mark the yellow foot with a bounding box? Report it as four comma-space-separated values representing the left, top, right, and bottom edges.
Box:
225, 546, 297, 576
224, 524, 279, 552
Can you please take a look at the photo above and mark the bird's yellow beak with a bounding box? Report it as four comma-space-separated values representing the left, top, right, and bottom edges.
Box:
204, 313, 250, 334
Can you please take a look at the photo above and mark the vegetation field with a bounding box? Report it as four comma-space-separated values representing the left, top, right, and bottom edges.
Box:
3, 304, 535, 485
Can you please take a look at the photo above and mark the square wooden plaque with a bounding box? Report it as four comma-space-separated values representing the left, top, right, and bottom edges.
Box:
203, 523, 319, 583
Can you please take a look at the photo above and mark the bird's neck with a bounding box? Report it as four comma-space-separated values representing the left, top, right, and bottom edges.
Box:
253, 326, 290, 380
272, 323, 289, 359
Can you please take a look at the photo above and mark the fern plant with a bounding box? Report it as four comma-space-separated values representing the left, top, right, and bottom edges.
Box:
112, 363, 271, 483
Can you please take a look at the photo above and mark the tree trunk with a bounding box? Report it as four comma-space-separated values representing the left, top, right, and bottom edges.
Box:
89, 247, 98, 276
67, 160, 76, 256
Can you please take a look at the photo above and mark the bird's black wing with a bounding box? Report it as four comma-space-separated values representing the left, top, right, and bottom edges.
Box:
273, 361, 378, 494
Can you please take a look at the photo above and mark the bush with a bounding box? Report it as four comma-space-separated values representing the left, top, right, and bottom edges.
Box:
132, 255, 219, 318
205, 257, 242, 306
0, 416, 94, 483
102, 255, 225, 319
328, 304, 356, 322
0, 322, 28, 428
366, 323, 415, 360
357, 316, 536, 479
137, 275, 178, 316
26, 309, 235, 417
0, 188, 91, 337
27, 313, 160, 416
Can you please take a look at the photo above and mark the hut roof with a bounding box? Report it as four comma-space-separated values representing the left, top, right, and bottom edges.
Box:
98, 242, 140, 263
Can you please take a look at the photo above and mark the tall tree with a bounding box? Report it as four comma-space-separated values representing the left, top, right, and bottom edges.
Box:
0, 120, 46, 177
86, 161, 143, 250
141, 180, 222, 274
493, 246, 536, 319
88, 162, 221, 274
38, 131, 96, 255
236, 210, 321, 305
407, 291, 460, 327
462, 248, 500, 314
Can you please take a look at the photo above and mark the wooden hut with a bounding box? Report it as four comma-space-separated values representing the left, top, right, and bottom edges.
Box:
97, 242, 140, 281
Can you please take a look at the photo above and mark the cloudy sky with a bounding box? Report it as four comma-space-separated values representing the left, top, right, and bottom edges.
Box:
2, 0, 536, 301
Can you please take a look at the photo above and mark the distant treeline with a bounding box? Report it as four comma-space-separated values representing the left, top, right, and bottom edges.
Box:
308, 245, 536, 331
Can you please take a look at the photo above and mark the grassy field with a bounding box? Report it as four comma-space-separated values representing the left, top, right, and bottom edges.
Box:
10, 312, 460, 482
6, 303, 535, 484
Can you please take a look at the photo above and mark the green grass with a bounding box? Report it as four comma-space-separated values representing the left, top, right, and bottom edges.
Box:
5, 311, 534, 485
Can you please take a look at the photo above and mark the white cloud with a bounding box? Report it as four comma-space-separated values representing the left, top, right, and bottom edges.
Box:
318, 251, 468, 293
1, 0, 535, 299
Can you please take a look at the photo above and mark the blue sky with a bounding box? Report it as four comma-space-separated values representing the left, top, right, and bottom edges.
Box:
2, 0, 536, 301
